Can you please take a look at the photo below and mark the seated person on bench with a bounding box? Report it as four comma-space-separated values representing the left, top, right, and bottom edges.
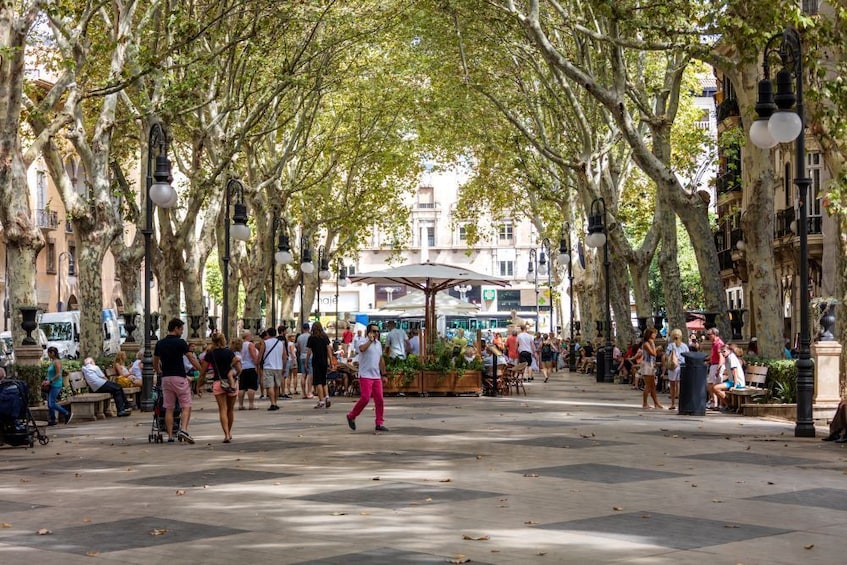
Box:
81, 357, 132, 416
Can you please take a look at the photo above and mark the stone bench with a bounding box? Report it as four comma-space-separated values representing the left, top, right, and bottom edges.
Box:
123, 386, 141, 409
68, 393, 113, 421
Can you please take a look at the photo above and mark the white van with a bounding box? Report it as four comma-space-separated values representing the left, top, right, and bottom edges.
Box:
38, 309, 121, 358
39, 311, 80, 359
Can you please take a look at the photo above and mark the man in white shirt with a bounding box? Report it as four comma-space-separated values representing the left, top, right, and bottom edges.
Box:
81, 357, 132, 416
384, 320, 410, 361
516, 325, 536, 379
262, 327, 286, 411
346, 324, 388, 432
350, 329, 367, 358
408, 329, 421, 356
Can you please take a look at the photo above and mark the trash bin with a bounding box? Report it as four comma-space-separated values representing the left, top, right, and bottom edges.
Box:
678, 351, 707, 415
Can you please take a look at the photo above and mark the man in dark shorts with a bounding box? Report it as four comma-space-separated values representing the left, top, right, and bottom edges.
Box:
306, 321, 333, 409
154, 318, 200, 443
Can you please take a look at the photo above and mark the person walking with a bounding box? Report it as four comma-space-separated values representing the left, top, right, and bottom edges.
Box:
153, 318, 200, 443
640, 328, 664, 409
238, 330, 260, 410
540, 334, 554, 383
665, 329, 689, 411
201, 332, 241, 443
296, 323, 313, 398
45, 346, 71, 426
384, 320, 410, 362
346, 323, 388, 432
262, 327, 286, 411
306, 322, 334, 409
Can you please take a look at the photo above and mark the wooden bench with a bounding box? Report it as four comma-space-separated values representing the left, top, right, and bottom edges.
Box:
68, 371, 115, 421
727, 365, 768, 413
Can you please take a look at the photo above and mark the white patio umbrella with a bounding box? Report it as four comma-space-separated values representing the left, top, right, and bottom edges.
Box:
350, 261, 509, 356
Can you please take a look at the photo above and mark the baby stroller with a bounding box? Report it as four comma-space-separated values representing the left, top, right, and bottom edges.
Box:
0, 379, 49, 448
148, 384, 181, 443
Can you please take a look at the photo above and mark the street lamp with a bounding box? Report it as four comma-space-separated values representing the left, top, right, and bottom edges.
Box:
749, 27, 814, 437
299, 237, 313, 326
222, 178, 251, 340
558, 222, 576, 370
316, 245, 331, 319
586, 197, 613, 383
142, 121, 178, 411
335, 258, 348, 341
539, 238, 553, 334
527, 248, 539, 327
269, 215, 293, 328
453, 284, 471, 301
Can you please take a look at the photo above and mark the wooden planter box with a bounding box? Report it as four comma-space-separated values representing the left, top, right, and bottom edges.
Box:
384, 372, 422, 395
453, 370, 482, 395
421, 370, 453, 395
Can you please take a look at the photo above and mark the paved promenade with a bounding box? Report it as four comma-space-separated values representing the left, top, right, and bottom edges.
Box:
1, 369, 845, 564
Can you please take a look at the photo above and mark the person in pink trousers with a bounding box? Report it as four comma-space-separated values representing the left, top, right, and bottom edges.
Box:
346, 324, 388, 432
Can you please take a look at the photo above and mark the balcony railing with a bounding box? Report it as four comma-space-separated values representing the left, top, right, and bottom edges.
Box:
716, 170, 741, 195
34, 209, 58, 230
775, 208, 823, 238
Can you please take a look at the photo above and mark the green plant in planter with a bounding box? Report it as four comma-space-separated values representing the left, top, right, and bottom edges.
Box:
424, 340, 453, 376
752, 359, 797, 404
10, 363, 47, 407
387, 354, 421, 387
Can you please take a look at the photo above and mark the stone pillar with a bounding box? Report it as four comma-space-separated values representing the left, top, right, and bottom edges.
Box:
811, 340, 841, 404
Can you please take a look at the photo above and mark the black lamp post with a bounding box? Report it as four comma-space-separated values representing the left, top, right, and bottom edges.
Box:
748, 27, 814, 437
142, 122, 177, 411
316, 246, 331, 319
558, 223, 576, 371
526, 248, 539, 327
222, 179, 251, 341
586, 197, 613, 383
538, 238, 553, 334
299, 237, 313, 326
335, 258, 348, 341
269, 216, 293, 328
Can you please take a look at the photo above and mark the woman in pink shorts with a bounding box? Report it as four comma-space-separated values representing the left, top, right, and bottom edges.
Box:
201, 332, 241, 443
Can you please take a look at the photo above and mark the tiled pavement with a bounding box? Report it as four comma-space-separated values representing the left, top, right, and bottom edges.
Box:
0, 370, 845, 564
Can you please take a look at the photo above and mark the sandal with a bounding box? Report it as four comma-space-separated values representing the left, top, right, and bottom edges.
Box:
238, 406, 246, 411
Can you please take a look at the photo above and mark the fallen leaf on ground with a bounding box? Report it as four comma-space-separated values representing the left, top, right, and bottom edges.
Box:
712, 499, 723, 503
724, 524, 739, 529
20, 479, 30, 483
447, 555, 470, 564
425, 497, 433, 502
463, 535, 490, 541
331, 512, 347, 516
1, 523, 11, 528
175, 490, 186, 496
612, 506, 624, 511
537, 552, 547, 556
36, 528, 51, 535
149, 528, 168, 536
372, 476, 380, 481
641, 514, 651, 519
82, 518, 92, 523
524, 520, 539, 525
439, 478, 452, 483
523, 473, 540, 478
805, 544, 815, 550
85, 551, 100, 556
